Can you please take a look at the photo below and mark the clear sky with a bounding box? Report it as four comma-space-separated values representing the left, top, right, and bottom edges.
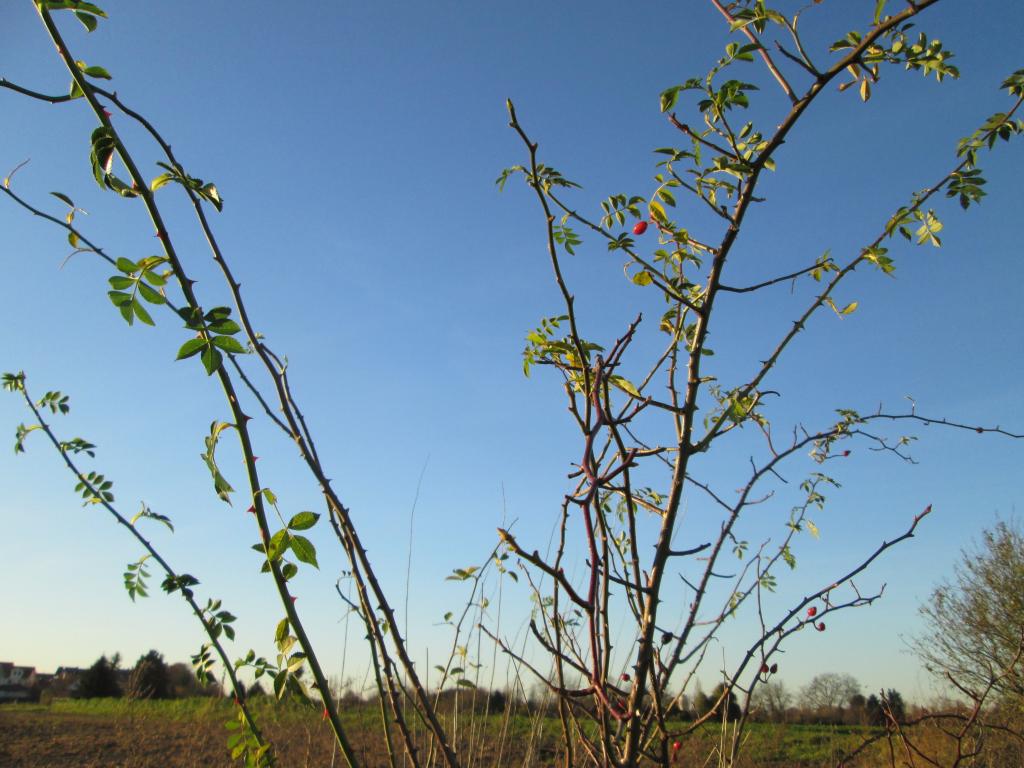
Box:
1, 1, 1022, 707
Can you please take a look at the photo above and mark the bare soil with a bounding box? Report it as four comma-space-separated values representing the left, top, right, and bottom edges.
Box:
0, 707, 394, 767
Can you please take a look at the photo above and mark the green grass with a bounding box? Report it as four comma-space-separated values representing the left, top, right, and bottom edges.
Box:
2, 698, 886, 766
679, 721, 885, 766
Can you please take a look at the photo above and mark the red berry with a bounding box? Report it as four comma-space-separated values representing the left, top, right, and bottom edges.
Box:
807, 606, 817, 618
633, 221, 648, 235
842, 450, 850, 456
770, 663, 778, 674
760, 662, 769, 674
672, 740, 681, 751
621, 673, 631, 682
816, 622, 826, 632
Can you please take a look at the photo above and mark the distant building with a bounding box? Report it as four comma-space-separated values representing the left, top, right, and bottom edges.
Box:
51, 666, 86, 697
0, 662, 38, 702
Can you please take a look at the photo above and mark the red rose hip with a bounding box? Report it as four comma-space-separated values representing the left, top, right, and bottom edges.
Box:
633, 221, 648, 235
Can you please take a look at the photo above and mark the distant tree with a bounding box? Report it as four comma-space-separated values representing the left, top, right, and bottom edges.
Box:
884, 689, 906, 722
847, 693, 868, 724
167, 662, 196, 696
246, 681, 267, 698
77, 655, 122, 699
695, 682, 741, 721
487, 689, 507, 713
917, 519, 1024, 707
800, 673, 860, 718
165, 661, 219, 698
753, 680, 793, 723
669, 692, 692, 721
690, 682, 706, 717
865, 694, 883, 725
126, 650, 171, 700
864, 689, 906, 725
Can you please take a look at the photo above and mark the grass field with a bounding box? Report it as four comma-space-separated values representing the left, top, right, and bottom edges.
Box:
0, 698, 892, 767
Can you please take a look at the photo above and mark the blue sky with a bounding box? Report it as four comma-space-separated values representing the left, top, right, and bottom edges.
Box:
1, 1, 1022, 706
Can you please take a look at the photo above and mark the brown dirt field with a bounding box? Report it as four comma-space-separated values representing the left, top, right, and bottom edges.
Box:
0, 708, 398, 767
0, 706, 552, 768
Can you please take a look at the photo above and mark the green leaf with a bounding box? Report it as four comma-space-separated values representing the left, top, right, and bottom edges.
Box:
208, 318, 241, 335
275, 618, 289, 644
137, 282, 166, 305
290, 535, 319, 568
108, 276, 133, 290
82, 65, 112, 80
75, 11, 98, 32
176, 337, 206, 360
50, 191, 75, 207
610, 375, 641, 399
211, 335, 246, 354
106, 290, 131, 307
873, 0, 887, 25
1002, 69, 1024, 97
287, 512, 320, 531
132, 300, 155, 326
266, 530, 289, 562
43, 1, 108, 16
150, 173, 174, 191
631, 270, 654, 287
660, 85, 682, 113
129, 503, 174, 532
200, 345, 223, 375
200, 183, 223, 211
201, 421, 235, 503
89, 126, 117, 186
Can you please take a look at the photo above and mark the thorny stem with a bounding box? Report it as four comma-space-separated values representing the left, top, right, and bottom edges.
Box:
497, 1, 1018, 764
32, 6, 362, 765
12, 378, 271, 764
709, 0, 797, 104
18, 7, 467, 766
94, 68, 463, 768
